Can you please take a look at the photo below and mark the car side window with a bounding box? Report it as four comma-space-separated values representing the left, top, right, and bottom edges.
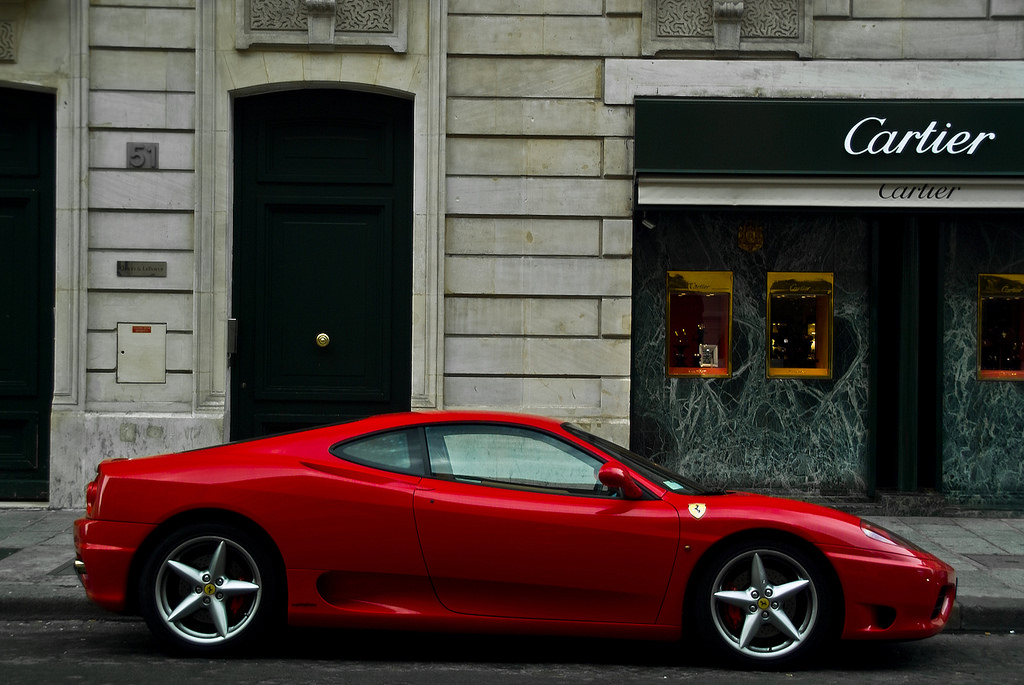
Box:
424, 425, 613, 496
330, 428, 425, 476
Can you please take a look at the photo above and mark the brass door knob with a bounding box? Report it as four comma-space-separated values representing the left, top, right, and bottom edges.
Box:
315, 333, 330, 348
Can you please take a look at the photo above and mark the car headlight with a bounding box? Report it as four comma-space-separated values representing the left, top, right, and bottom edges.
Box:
860, 520, 924, 553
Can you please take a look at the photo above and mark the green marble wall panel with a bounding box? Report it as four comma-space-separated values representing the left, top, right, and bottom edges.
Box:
942, 216, 1024, 508
631, 212, 871, 498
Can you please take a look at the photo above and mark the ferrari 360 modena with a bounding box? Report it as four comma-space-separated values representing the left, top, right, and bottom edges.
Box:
74, 411, 956, 667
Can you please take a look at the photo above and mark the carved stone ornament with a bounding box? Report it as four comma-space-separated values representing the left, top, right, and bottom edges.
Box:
237, 0, 407, 53
642, 0, 812, 57
0, 20, 16, 62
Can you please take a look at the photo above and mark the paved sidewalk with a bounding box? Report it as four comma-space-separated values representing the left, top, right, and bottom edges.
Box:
0, 507, 1022, 632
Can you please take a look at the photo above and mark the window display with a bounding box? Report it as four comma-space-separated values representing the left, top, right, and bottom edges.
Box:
767, 272, 833, 379
666, 271, 732, 377
978, 274, 1024, 380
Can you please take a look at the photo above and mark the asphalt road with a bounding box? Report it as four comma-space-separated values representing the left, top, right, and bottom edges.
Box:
1, 618, 1022, 684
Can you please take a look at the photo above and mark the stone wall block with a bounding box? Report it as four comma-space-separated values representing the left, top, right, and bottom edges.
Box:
606, 0, 642, 14
600, 377, 631, 417
445, 256, 631, 297
448, 137, 602, 177
448, 98, 632, 137
902, 20, 1024, 59
447, 177, 632, 217
993, 0, 1024, 17
92, 0, 196, 6
87, 292, 194, 331
89, 92, 196, 130
602, 219, 633, 257
812, 21, 903, 59
525, 338, 631, 376
90, 7, 196, 49
89, 212, 195, 251
444, 376, 526, 408
602, 137, 633, 177
446, 337, 630, 376
449, 16, 639, 56
600, 298, 632, 338
90, 49, 196, 91
852, 0, 988, 18
89, 170, 194, 211
524, 378, 604, 409
448, 57, 601, 98
814, 0, 851, 17
446, 297, 600, 336
446, 218, 602, 256
86, 373, 194, 406
449, 0, 605, 14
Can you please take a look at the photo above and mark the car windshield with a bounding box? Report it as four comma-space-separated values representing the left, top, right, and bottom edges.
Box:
562, 423, 710, 496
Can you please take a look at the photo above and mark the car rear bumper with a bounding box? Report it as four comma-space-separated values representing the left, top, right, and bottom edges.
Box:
823, 544, 957, 640
73, 517, 155, 613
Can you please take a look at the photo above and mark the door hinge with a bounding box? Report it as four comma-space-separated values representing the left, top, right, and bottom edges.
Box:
227, 318, 238, 358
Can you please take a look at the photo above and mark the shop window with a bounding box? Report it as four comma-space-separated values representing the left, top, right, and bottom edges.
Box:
978, 274, 1024, 380
666, 271, 732, 377
767, 272, 833, 379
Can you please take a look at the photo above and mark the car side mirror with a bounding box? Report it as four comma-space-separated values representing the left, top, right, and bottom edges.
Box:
598, 462, 644, 500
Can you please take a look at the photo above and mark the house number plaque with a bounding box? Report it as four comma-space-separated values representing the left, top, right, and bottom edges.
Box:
127, 142, 159, 169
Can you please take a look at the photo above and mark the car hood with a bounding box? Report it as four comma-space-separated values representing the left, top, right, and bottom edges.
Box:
661, 489, 926, 558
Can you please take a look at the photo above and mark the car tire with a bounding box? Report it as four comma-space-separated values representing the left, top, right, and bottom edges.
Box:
138, 522, 280, 654
692, 538, 835, 668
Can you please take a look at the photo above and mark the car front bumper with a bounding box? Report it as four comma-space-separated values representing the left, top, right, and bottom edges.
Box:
823, 544, 957, 640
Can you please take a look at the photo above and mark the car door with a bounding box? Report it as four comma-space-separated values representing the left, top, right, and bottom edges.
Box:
412, 424, 680, 624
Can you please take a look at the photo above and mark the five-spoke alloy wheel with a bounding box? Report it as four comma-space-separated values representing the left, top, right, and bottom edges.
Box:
139, 523, 279, 654
693, 539, 835, 668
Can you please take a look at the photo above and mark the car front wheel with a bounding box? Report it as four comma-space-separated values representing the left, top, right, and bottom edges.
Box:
693, 539, 835, 668
138, 523, 279, 654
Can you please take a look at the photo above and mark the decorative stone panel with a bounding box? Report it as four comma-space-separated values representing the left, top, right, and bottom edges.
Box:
642, 0, 812, 57
236, 0, 407, 52
0, 20, 16, 62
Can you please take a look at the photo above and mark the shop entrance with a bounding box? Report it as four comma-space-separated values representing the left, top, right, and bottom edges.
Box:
869, 216, 943, 494
230, 89, 413, 439
0, 88, 54, 500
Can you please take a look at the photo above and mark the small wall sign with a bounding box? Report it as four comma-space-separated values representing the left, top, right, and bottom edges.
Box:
117, 261, 167, 278
126, 142, 159, 169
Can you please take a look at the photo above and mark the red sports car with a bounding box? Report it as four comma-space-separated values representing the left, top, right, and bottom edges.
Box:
73, 411, 956, 667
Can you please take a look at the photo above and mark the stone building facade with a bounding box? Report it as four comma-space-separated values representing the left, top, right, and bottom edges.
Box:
1, 0, 1022, 510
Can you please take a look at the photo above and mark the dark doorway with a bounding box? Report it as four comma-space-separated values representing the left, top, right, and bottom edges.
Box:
870, 215, 943, 493
230, 89, 413, 439
0, 88, 55, 500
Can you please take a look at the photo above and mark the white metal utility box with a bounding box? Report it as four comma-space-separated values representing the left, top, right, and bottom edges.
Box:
117, 323, 167, 383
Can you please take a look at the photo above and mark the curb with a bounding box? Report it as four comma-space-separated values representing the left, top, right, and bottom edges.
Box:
0, 585, 111, 621
2, 586, 1021, 635
952, 598, 1024, 633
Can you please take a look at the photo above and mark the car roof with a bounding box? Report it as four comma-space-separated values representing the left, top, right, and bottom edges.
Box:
348, 410, 568, 433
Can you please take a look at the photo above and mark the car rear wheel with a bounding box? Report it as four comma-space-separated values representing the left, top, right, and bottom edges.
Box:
692, 539, 835, 668
139, 523, 279, 654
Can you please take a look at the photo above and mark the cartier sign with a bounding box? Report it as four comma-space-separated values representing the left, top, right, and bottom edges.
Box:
844, 117, 996, 157
635, 99, 1024, 177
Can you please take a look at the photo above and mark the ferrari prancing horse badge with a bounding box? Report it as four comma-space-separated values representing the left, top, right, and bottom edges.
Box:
688, 503, 706, 519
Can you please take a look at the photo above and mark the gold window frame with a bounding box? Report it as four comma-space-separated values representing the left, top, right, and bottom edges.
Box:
978, 274, 1024, 381
767, 272, 833, 379
666, 271, 733, 378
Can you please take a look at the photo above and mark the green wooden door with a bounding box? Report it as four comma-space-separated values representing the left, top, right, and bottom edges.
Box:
231, 89, 413, 438
0, 88, 54, 500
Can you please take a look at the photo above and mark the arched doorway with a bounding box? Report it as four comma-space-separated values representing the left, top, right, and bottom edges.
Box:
230, 88, 413, 438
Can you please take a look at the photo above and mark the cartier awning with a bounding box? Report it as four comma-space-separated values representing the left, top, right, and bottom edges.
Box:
635, 98, 1024, 208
